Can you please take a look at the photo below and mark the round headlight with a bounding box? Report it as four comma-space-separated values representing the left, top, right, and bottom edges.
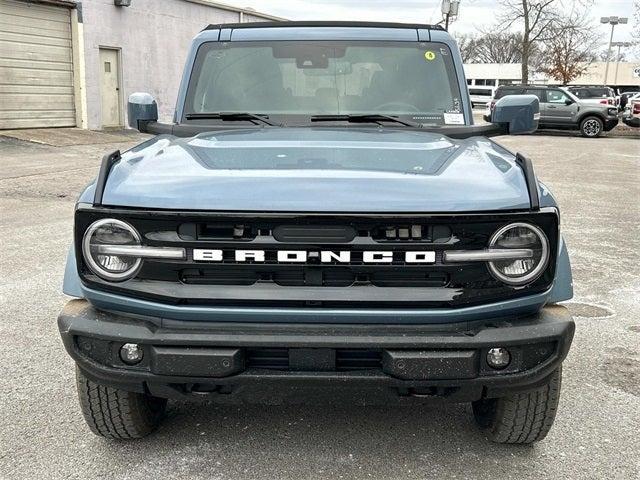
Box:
82, 219, 142, 281
488, 222, 549, 286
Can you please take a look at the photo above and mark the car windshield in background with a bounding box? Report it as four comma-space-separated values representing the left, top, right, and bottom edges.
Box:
185, 41, 463, 125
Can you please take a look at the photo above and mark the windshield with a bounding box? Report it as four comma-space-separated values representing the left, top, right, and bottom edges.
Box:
185, 41, 464, 125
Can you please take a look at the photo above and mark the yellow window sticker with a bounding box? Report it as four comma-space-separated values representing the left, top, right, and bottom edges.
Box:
424, 51, 436, 61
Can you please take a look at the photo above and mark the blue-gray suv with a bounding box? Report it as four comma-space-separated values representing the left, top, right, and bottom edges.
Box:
58, 22, 574, 444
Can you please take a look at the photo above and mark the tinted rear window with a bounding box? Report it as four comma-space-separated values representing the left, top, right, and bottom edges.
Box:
495, 88, 524, 99
469, 88, 493, 96
570, 88, 610, 99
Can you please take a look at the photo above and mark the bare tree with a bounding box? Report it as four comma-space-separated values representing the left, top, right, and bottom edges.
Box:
496, 0, 592, 83
539, 11, 599, 84
454, 32, 523, 64
632, 0, 640, 61
453, 33, 478, 63
474, 32, 524, 63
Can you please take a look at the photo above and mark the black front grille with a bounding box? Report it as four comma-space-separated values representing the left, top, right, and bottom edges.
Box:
76, 208, 559, 308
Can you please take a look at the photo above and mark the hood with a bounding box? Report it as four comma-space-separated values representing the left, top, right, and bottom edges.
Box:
98, 128, 531, 212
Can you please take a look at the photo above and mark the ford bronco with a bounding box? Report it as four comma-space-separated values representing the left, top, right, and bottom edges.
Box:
58, 22, 574, 444
485, 84, 619, 138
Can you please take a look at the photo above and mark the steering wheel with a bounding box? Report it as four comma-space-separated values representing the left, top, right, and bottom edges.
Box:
374, 102, 420, 113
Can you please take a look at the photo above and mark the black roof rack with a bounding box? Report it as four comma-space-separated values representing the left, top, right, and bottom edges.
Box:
497, 84, 556, 89
203, 21, 444, 32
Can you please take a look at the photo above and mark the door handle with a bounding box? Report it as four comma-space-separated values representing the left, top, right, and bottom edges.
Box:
548, 106, 557, 109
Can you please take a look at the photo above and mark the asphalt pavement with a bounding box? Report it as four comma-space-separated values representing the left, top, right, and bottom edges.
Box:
0, 129, 638, 480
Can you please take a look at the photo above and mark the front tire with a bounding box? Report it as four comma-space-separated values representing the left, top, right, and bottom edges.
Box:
76, 367, 167, 439
580, 116, 603, 137
472, 367, 562, 444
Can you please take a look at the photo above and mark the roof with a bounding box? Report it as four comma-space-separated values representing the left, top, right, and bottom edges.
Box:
203, 21, 445, 31
184, 0, 286, 22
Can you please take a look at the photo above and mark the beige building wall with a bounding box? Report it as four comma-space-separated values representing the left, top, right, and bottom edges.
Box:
80, 0, 282, 129
464, 62, 640, 88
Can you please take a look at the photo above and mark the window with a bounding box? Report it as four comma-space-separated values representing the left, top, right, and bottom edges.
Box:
494, 87, 524, 99
469, 88, 493, 96
524, 89, 544, 101
185, 41, 463, 125
545, 90, 571, 104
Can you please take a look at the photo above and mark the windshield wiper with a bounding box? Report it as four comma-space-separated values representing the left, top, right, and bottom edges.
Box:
310, 114, 423, 128
185, 112, 283, 126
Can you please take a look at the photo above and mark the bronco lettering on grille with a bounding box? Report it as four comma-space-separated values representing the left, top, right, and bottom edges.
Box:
193, 249, 436, 264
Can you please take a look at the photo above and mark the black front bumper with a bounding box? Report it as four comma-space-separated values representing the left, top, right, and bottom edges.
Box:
604, 117, 620, 131
58, 300, 574, 402
622, 117, 640, 128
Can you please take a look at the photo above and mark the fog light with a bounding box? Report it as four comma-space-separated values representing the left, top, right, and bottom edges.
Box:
120, 343, 144, 365
486, 347, 510, 369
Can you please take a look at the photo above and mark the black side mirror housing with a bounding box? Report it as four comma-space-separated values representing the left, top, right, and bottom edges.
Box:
491, 94, 539, 135
127, 92, 158, 132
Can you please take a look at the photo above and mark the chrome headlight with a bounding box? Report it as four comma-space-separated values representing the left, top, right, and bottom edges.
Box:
82, 219, 142, 281
488, 222, 549, 286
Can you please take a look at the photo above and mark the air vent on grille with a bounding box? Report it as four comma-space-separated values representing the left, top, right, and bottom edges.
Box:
273, 225, 357, 243
336, 349, 383, 371
273, 267, 355, 287
245, 348, 383, 371
370, 271, 448, 287
246, 348, 289, 370
181, 268, 258, 285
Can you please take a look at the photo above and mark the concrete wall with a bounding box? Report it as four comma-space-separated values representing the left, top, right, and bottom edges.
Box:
80, 0, 277, 129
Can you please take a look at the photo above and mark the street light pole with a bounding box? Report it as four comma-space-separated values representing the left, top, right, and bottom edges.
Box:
441, 0, 460, 30
611, 42, 631, 85
601, 16, 628, 85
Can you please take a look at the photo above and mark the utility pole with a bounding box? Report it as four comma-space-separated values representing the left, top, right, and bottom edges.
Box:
441, 0, 460, 30
600, 16, 628, 85
611, 41, 631, 85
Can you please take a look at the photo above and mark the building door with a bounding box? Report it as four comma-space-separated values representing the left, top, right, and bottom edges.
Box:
99, 48, 121, 128
0, 0, 75, 129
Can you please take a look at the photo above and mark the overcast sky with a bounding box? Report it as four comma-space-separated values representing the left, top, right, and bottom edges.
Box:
221, 0, 637, 51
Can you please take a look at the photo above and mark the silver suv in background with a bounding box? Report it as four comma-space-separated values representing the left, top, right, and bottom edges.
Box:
485, 85, 619, 137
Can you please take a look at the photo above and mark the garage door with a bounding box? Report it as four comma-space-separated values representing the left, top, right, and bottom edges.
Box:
0, 0, 75, 129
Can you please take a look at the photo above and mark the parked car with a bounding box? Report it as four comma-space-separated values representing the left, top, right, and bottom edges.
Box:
619, 91, 640, 112
622, 92, 640, 127
468, 86, 495, 108
565, 86, 617, 107
484, 84, 619, 137
58, 21, 575, 444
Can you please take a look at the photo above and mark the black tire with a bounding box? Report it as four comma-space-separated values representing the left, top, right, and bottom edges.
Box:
472, 367, 562, 444
76, 367, 167, 439
579, 116, 603, 137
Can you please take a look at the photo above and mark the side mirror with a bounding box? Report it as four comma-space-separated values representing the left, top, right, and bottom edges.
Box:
564, 98, 573, 106
491, 94, 539, 135
127, 92, 158, 132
